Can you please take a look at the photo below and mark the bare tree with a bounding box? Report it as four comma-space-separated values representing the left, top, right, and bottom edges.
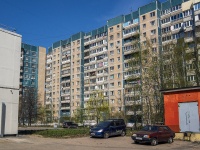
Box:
85, 90, 110, 123
37, 103, 47, 125
126, 34, 164, 125
18, 87, 39, 126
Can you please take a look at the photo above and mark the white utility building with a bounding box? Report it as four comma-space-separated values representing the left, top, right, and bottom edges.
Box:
0, 27, 22, 137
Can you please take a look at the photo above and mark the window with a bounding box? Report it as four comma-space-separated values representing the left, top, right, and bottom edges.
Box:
110, 74, 114, 79
143, 24, 146, 29
173, 23, 182, 30
118, 107, 121, 111
194, 3, 200, 11
187, 75, 196, 81
150, 20, 155, 26
110, 58, 114, 63
118, 82, 121, 86
117, 33, 120, 38
183, 20, 193, 27
143, 41, 146, 46
110, 66, 114, 71
161, 8, 171, 16
110, 50, 114, 55
151, 38, 157, 44
152, 47, 157, 53
110, 35, 114, 40
110, 43, 114, 48
171, 13, 183, 21
118, 73, 120, 78
117, 25, 120, 29
183, 10, 192, 17
118, 65, 120, 69
117, 49, 120, 54
151, 29, 156, 35
162, 26, 171, 33
161, 17, 170, 24
142, 15, 146, 20
110, 91, 114, 96
118, 57, 120, 61
143, 32, 146, 37
110, 83, 114, 87
150, 12, 155, 17
110, 27, 113, 32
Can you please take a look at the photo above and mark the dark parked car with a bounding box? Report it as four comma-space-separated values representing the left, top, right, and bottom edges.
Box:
90, 119, 126, 138
62, 121, 78, 128
131, 125, 175, 146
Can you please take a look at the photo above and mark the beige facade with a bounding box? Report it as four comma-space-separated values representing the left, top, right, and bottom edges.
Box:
70, 39, 82, 115
38, 47, 46, 106
107, 24, 124, 113
45, 46, 61, 121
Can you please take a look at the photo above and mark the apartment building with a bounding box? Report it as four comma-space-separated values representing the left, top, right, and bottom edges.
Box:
45, 43, 61, 121
0, 26, 21, 136
161, 0, 200, 87
45, 0, 200, 123
20, 43, 46, 122
84, 26, 108, 119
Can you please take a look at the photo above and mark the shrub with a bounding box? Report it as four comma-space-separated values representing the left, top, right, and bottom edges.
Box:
35, 128, 89, 138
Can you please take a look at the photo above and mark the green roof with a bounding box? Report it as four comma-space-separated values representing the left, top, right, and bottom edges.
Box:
107, 15, 124, 27
21, 43, 38, 51
139, 1, 156, 15
71, 32, 84, 41
52, 40, 61, 49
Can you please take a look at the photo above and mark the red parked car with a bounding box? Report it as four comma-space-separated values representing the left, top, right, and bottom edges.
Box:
131, 125, 175, 146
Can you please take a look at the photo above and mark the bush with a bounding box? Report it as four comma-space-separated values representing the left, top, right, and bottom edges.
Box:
35, 128, 89, 138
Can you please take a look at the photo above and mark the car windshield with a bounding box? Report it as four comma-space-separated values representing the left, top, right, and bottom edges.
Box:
141, 125, 158, 131
96, 121, 111, 128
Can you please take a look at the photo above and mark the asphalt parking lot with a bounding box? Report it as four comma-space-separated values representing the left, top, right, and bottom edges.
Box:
0, 135, 200, 150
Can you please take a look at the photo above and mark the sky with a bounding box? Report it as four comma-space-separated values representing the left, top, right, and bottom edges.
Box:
0, 0, 165, 49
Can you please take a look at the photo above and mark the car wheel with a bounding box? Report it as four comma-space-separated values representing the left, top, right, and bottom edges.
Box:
121, 130, 126, 136
104, 133, 109, 139
134, 140, 139, 144
168, 137, 173, 144
151, 138, 158, 146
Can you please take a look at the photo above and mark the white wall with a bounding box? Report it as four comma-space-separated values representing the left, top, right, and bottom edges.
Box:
0, 28, 21, 89
0, 28, 21, 136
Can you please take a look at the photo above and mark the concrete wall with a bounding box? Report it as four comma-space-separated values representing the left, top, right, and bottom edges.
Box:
0, 28, 22, 136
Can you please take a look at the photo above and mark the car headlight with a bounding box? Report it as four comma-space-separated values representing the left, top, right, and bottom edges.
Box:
97, 129, 103, 132
143, 135, 150, 138
132, 134, 137, 137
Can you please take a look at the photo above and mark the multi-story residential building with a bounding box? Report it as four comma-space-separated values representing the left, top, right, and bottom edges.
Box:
45, 0, 200, 124
0, 25, 21, 136
161, 0, 200, 88
20, 43, 46, 121
45, 42, 61, 121
83, 26, 108, 119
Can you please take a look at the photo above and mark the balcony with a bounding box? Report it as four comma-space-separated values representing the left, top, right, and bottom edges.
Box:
61, 92, 70, 96
61, 100, 70, 103
46, 67, 52, 70
47, 59, 52, 64
185, 36, 194, 43
183, 15, 192, 22
46, 78, 52, 82
123, 30, 139, 39
62, 60, 70, 64
61, 106, 70, 110
47, 55, 52, 59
